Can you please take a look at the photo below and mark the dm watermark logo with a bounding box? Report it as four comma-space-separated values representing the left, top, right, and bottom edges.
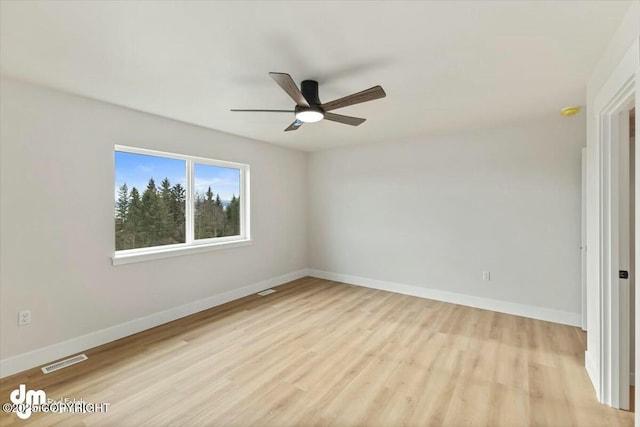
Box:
3, 384, 111, 420
8, 384, 46, 420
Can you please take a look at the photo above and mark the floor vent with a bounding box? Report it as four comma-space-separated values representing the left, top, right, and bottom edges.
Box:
41, 354, 88, 374
257, 289, 276, 296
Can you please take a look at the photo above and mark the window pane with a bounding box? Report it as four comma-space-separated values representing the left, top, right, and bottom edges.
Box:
115, 151, 186, 250
194, 163, 241, 239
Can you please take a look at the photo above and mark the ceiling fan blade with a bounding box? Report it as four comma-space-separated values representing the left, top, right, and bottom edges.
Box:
284, 119, 303, 132
269, 72, 310, 107
323, 112, 366, 126
320, 85, 386, 112
230, 109, 294, 113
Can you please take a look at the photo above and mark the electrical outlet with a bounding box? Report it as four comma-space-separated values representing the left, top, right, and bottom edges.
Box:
18, 310, 31, 326
482, 271, 491, 281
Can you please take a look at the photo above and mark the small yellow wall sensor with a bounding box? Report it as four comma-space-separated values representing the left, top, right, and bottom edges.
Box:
560, 106, 581, 117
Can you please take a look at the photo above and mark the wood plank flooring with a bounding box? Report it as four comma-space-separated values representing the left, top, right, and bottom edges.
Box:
0, 277, 633, 426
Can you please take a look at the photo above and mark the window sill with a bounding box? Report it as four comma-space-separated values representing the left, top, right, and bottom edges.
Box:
112, 239, 252, 266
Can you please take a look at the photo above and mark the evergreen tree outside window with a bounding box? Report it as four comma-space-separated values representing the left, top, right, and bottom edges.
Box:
114, 146, 249, 262
193, 163, 241, 240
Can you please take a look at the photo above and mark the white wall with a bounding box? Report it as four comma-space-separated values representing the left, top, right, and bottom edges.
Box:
0, 78, 308, 376
308, 114, 585, 322
584, 0, 639, 404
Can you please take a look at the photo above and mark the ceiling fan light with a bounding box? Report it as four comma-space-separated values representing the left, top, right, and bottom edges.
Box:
296, 109, 324, 123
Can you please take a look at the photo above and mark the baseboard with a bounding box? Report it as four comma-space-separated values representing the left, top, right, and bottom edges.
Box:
307, 269, 581, 327
585, 350, 600, 400
0, 269, 308, 379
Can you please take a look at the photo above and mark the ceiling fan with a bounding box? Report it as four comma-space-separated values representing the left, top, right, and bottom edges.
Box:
231, 72, 386, 132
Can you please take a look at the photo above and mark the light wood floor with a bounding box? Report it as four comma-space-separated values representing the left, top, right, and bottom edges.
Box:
0, 277, 633, 426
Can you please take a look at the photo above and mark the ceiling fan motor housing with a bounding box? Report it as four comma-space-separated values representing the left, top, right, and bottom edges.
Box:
296, 80, 323, 118
301, 80, 321, 106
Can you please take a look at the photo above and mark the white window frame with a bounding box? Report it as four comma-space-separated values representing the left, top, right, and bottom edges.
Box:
112, 145, 251, 265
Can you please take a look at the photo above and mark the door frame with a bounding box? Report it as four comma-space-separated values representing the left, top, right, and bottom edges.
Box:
596, 78, 634, 408
590, 38, 638, 410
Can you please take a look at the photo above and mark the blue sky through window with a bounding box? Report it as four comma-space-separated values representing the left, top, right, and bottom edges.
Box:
194, 163, 240, 201
115, 151, 240, 202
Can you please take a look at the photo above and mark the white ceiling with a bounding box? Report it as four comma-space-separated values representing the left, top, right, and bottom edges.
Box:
0, 1, 631, 151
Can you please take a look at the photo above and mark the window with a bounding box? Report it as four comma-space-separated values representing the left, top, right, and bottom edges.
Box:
113, 146, 250, 264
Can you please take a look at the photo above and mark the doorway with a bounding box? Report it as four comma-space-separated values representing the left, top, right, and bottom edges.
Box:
627, 109, 636, 412
618, 108, 635, 411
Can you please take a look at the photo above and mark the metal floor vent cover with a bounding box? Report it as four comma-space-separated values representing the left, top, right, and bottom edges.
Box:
257, 289, 276, 296
41, 354, 88, 374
